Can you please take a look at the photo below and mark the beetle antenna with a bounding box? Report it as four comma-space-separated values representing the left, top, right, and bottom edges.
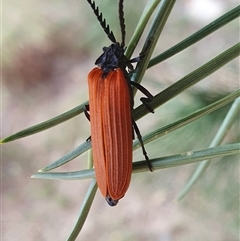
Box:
86, 0, 116, 43
118, 0, 125, 47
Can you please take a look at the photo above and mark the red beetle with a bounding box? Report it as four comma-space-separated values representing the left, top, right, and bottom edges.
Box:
85, 0, 153, 206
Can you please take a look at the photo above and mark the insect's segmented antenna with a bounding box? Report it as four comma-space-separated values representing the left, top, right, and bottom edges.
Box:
86, 0, 116, 43
118, 0, 126, 47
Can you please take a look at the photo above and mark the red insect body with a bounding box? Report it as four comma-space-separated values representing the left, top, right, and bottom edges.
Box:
86, 0, 153, 206
88, 67, 132, 204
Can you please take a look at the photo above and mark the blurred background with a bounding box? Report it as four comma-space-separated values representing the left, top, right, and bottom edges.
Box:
2, 0, 239, 240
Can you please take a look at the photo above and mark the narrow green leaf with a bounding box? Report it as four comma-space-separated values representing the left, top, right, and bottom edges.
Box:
177, 97, 240, 200
87, 149, 94, 169
134, 143, 240, 173
132, 0, 176, 88
31, 169, 95, 180
1, 102, 87, 143
134, 90, 240, 149
126, 0, 162, 59
133, 43, 240, 121
31, 143, 240, 180
39, 141, 91, 172
67, 179, 97, 241
148, 5, 240, 68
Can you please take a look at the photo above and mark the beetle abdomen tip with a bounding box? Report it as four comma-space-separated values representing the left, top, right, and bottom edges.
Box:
106, 196, 119, 206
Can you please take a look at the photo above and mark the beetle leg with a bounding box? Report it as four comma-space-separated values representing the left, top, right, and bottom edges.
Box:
132, 120, 153, 171
130, 81, 154, 113
84, 104, 91, 142
84, 104, 91, 121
